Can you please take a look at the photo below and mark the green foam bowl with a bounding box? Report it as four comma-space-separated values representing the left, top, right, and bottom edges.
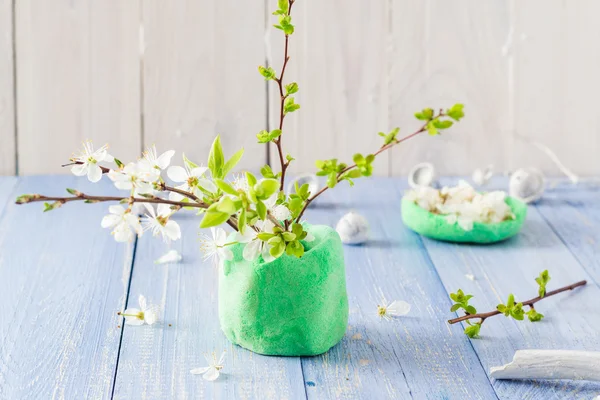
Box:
219, 225, 348, 356
401, 196, 527, 243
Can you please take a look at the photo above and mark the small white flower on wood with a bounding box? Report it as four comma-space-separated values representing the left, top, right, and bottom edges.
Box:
71, 141, 113, 183
377, 298, 411, 321
191, 351, 226, 381
120, 295, 159, 326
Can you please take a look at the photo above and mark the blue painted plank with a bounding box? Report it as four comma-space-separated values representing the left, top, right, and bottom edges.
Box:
112, 213, 307, 399
0, 176, 17, 216
300, 178, 497, 400
419, 178, 600, 399
0, 176, 134, 400
535, 180, 600, 286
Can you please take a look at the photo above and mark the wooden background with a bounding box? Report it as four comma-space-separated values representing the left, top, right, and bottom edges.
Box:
1, 0, 599, 177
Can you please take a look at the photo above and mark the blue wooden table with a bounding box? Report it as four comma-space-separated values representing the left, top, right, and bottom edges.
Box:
1, 176, 599, 399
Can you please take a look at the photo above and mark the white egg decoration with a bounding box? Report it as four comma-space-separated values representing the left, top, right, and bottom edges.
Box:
509, 168, 545, 203
336, 211, 369, 245
408, 162, 436, 188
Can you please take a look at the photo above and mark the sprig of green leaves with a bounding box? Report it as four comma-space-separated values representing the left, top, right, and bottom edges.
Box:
536, 270, 551, 298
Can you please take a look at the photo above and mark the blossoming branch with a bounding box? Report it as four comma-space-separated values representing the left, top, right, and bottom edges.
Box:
15, 0, 464, 267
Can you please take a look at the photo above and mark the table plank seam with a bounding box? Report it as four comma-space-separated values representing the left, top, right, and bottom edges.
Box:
413, 233, 501, 400
109, 235, 140, 400
299, 359, 309, 399
535, 204, 600, 289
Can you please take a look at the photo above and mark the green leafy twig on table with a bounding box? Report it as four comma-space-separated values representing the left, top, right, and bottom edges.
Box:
447, 270, 587, 338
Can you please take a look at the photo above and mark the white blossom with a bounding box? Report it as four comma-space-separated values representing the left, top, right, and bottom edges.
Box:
139, 145, 175, 172
120, 295, 158, 326
406, 181, 515, 232
142, 204, 181, 243
167, 164, 216, 200
264, 194, 291, 221
190, 351, 226, 381
230, 174, 249, 192
199, 227, 233, 267
71, 141, 113, 183
377, 299, 411, 321
101, 205, 143, 242
107, 162, 154, 193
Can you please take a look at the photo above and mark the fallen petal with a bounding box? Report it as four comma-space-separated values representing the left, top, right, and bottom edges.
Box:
155, 250, 182, 264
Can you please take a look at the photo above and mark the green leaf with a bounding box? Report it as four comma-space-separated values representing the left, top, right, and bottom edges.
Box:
238, 208, 247, 234
246, 172, 257, 187
257, 232, 275, 241
114, 158, 124, 169
283, 97, 300, 114
258, 66, 276, 80
527, 309, 544, 322
256, 200, 267, 220
260, 164, 276, 179
285, 82, 299, 95
285, 240, 304, 258
256, 178, 279, 199
450, 304, 461, 312
269, 129, 282, 141
269, 238, 286, 258
535, 270, 551, 298
353, 153, 365, 165
427, 122, 439, 136
415, 108, 434, 121
215, 179, 238, 196
223, 148, 244, 176
326, 172, 337, 188
208, 135, 225, 179
465, 305, 477, 315
257, 130, 271, 143
286, 154, 295, 163
447, 103, 465, 121
215, 196, 237, 214
200, 210, 230, 228
277, 0, 289, 14
432, 119, 453, 129
66, 188, 78, 196
464, 323, 481, 338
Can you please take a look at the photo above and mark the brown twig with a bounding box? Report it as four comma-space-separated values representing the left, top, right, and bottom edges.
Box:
273, 0, 295, 191
447, 280, 587, 325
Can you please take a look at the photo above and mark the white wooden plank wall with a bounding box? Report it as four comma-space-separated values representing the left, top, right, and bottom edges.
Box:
1, 0, 599, 176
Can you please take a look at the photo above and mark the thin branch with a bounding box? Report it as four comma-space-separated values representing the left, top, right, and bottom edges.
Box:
447, 280, 587, 325
273, 0, 295, 192
294, 115, 437, 223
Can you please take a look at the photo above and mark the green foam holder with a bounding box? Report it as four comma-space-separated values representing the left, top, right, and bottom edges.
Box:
219, 224, 349, 356
401, 196, 527, 243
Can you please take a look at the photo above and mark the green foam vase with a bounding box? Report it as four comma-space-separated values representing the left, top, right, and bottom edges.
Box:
401, 196, 527, 243
219, 225, 349, 356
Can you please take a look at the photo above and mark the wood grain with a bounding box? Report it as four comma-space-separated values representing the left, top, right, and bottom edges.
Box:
142, 0, 266, 174
421, 178, 600, 399
535, 181, 600, 286
389, 0, 511, 175
0, 0, 15, 175
0, 176, 134, 399
267, 0, 391, 176
300, 179, 497, 399
512, 0, 600, 176
112, 213, 306, 400
15, 0, 141, 175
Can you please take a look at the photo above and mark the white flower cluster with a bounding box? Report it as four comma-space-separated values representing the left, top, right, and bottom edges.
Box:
405, 180, 515, 231
72, 141, 183, 243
